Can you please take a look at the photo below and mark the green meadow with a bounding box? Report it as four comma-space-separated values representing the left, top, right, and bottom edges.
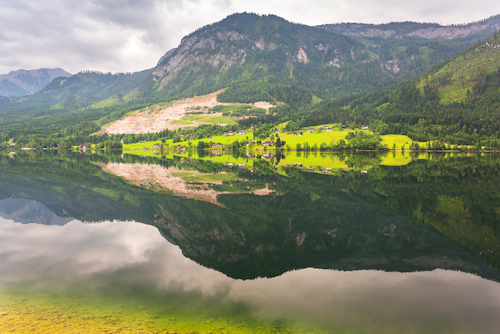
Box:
122, 123, 434, 152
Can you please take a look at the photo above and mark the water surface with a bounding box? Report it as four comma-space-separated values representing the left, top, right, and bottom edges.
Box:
1, 150, 499, 333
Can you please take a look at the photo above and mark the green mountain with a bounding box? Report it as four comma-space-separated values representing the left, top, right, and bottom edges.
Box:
315, 17, 500, 84
4, 13, 475, 108
40, 70, 152, 101
11, 69, 153, 108
143, 13, 393, 101
0, 69, 155, 141
142, 13, 477, 102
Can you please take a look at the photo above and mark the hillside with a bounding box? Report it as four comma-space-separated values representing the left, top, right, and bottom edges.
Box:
0, 68, 71, 97
317, 15, 500, 41
38, 69, 152, 102
100, 90, 273, 134
144, 13, 478, 102
418, 37, 500, 103
299, 34, 500, 148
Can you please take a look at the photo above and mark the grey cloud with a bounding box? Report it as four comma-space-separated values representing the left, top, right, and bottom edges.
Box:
0, 0, 232, 73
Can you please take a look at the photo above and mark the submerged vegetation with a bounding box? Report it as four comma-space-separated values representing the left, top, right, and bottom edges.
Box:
0, 285, 329, 334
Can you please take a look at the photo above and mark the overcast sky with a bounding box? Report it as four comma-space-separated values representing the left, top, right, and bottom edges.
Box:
1, 0, 499, 75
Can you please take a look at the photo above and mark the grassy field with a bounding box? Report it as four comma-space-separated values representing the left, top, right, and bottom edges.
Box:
279, 127, 365, 148
178, 115, 238, 125
122, 122, 475, 156
380, 134, 423, 149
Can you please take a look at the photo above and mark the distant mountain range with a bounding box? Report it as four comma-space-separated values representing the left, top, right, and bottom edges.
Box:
317, 14, 500, 41
0, 68, 71, 97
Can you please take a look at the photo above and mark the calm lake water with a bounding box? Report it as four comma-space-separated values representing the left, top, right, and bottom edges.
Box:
1, 150, 500, 333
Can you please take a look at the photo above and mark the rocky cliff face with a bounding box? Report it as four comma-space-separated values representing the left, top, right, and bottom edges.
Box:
152, 28, 252, 86
0, 68, 71, 97
318, 14, 500, 41
152, 14, 359, 86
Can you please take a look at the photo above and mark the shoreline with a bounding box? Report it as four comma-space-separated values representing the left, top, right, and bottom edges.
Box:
3, 147, 500, 153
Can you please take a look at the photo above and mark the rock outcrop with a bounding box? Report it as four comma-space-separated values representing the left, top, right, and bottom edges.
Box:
318, 14, 500, 41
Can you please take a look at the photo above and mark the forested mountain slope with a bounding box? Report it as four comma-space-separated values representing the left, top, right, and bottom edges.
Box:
300, 34, 500, 147
144, 13, 481, 102
30, 69, 152, 105
0, 70, 154, 142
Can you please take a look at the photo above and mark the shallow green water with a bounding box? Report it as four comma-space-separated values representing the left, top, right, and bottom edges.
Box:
1, 151, 500, 333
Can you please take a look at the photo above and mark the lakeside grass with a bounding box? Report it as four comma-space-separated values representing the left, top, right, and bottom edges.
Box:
121, 123, 439, 153
380, 134, 425, 149
115, 123, 479, 173
4, 123, 476, 153
279, 127, 355, 148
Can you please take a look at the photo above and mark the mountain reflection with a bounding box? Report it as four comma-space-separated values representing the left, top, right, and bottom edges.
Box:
0, 198, 73, 226
1, 151, 500, 282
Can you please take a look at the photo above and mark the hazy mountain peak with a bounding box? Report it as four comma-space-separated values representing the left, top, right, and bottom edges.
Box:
0, 67, 71, 97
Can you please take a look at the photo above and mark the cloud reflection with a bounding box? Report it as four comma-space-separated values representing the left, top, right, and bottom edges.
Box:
0, 217, 499, 333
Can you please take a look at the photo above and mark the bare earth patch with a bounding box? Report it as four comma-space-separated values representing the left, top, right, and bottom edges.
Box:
100, 91, 274, 134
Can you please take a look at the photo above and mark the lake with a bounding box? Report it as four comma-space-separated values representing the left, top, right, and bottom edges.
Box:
1, 150, 499, 333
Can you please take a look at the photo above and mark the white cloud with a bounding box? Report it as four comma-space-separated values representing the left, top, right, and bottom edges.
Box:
0, 0, 499, 74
